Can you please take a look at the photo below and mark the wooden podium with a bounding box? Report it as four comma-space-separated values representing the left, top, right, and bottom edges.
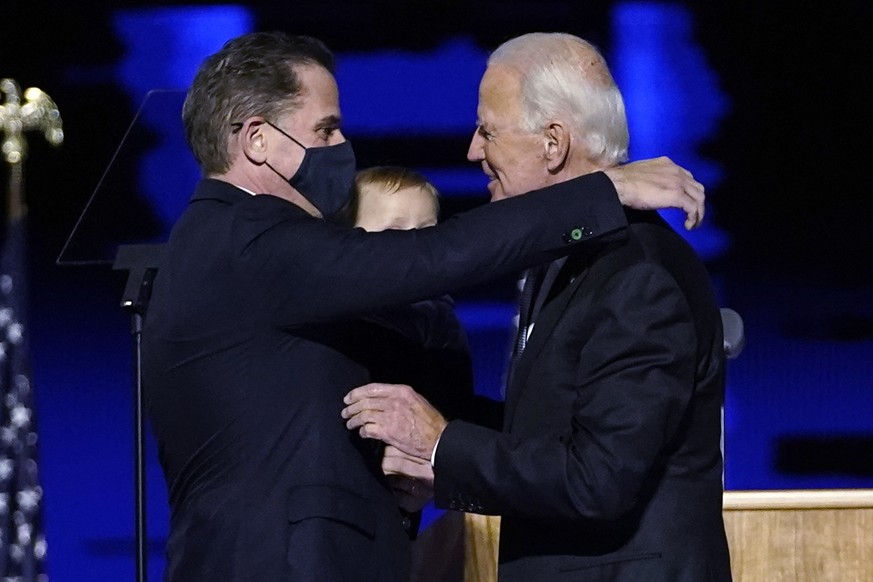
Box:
723, 489, 873, 581
414, 489, 873, 582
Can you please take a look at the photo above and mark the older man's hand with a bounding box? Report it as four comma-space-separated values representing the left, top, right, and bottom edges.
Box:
342, 383, 447, 461
383, 446, 434, 513
603, 156, 705, 230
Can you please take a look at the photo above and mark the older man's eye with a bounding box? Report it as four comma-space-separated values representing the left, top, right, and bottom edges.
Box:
477, 125, 495, 141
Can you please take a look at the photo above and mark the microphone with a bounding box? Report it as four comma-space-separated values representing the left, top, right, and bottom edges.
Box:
720, 308, 745, 360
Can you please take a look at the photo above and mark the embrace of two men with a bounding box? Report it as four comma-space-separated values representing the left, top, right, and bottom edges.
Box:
143, 28, 729, 582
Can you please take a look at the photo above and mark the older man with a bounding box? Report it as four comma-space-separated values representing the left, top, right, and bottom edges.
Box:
344, 32, 732, 581
143, 31, 708, 582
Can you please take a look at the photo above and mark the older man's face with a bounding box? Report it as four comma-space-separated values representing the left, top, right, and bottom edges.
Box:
467, 65, 549, 201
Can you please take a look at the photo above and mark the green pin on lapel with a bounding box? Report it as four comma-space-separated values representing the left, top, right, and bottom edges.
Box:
570, 228, 584, 241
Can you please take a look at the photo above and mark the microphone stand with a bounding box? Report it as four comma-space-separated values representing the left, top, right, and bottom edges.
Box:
113, 244, 165, 582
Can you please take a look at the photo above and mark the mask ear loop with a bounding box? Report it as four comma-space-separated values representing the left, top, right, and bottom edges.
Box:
236, 119, 306, 183
228, 119, 305, 148
265, 120, 307, 149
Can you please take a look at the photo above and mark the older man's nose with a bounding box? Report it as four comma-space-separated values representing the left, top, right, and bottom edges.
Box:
467, 130, 484, 162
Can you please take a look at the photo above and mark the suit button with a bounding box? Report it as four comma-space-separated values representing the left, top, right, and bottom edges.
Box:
449, 500, 458, 510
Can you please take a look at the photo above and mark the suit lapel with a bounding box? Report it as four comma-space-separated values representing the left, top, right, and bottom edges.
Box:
503, 254, 593, 429
529, 258, 566, 327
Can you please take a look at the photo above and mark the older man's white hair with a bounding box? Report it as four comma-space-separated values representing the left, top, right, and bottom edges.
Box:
488, 32, 629, 167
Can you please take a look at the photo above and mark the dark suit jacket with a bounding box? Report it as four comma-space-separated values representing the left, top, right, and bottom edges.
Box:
352, 296, 474, 421
142, 175, 626, 582
434, 199, 732, 581
347, 296, 477, 544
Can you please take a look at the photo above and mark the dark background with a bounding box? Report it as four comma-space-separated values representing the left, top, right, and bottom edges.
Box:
3, 1, 872, 579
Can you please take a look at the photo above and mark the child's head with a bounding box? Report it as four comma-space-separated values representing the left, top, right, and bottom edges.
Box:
345, 166, 440, 232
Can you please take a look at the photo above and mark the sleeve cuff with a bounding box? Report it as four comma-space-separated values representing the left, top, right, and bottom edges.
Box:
431, 433, 441, 467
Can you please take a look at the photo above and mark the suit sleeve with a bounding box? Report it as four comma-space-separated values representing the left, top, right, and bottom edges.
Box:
432, 262, 697, 521
240, 172, 626, 324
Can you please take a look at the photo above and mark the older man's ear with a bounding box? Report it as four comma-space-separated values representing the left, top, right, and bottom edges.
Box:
544, 121, 571, 173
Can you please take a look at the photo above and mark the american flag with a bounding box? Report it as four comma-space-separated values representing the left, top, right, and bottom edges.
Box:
0, 213, 48, 580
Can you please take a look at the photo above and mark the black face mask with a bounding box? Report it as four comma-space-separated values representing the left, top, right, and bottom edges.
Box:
265, 120, 356, 219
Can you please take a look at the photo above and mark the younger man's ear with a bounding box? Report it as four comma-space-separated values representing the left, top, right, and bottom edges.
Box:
238, 117, 269, 164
